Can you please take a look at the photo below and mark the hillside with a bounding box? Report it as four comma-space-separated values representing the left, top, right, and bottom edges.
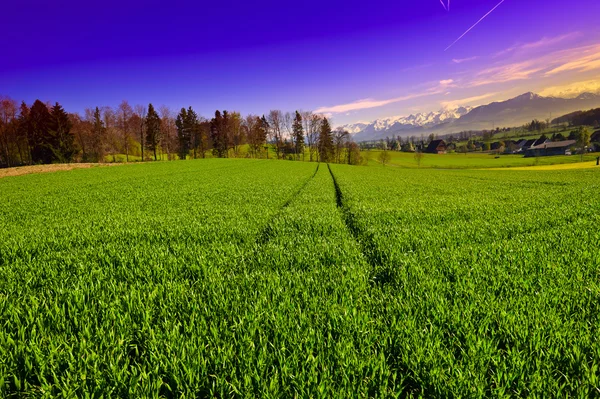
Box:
552, 107, 600, 126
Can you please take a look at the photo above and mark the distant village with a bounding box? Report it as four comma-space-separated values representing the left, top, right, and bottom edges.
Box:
360, 125, 600, 158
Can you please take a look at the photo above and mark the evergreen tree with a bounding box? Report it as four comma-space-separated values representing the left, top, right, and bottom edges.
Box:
145, 103, 162, 161
222, 110, 230, 157
29, 100, 53, 164
210, 110, 228, 158
318, 117, 334, 162
261, 115, 269, 158
292, 111, 305, 160
186, 107, 199, 159
176, 108, 190, 160
17, 102, 32, 164
91, 107, 106, 162
49, 102, 76, 163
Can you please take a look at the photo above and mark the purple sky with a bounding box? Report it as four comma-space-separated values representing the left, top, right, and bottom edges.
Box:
3, 0, 600, 125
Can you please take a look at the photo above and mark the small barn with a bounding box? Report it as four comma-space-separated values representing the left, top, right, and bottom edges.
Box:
522, 139, 537, 151
524, 140, 577, 157
509, 139, 527, 154
425, 139, 447, 154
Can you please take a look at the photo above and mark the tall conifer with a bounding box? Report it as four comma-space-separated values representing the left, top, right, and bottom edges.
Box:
49, 102, 76, 163
293, 111, 305, 160
145, 103, 162, 161
318, 117, 333, 162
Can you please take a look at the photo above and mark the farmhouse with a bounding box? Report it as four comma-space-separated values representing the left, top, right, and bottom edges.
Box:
508, 139, 528, 154
524, 140, 576, 157
522, 139, 537, 151
512, 139, 527, 154
534, 136, 550, 146
425, 139, 447, 154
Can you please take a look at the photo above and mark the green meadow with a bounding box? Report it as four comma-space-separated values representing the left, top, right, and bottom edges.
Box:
1, 159, 599, 397
365, 150, 599, 169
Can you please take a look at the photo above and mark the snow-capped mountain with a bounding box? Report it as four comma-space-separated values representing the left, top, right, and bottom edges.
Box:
341, 122, 369, 135
342, 92, 600, 142
574, 92, 600, 101
340, 107, 472, 142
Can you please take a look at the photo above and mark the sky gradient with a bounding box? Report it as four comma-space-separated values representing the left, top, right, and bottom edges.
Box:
3, 0, 600, 126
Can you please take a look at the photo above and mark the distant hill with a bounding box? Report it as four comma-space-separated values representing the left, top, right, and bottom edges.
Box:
552, 107, 600, 126
346, 92, 600, 142
445, 92, 600, 131
552, 111, 584, 125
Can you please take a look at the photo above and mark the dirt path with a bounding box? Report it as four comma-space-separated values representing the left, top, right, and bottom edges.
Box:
0, 163, 123, 179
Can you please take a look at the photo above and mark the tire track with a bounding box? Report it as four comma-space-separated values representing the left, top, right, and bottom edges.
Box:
327, 164, 395, 288
255, 163, 320, 245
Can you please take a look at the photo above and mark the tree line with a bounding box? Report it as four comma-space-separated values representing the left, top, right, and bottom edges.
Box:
0, 96, 364, 168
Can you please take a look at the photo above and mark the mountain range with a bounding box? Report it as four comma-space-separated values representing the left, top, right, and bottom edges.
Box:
343, 92, 600, 142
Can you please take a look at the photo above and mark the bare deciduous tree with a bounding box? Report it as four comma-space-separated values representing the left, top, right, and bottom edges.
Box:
228, 112, 244, 157
0, 97, 19, 167
102, 106, 120, 162
268, 110, 285, 159
244, 115, 265, 158
302, 111, 322, 162
159, 105, 175, 160
118, 101, 133, 162
134, 105, 147, 160
333, 128, 350, 164
283, 112, 294, 151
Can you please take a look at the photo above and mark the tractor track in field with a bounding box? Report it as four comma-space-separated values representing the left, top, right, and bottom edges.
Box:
327, 164, 394, 287
254, 163, 320, 246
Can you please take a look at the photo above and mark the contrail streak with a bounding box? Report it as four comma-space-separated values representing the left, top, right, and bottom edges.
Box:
439, 0, 447, 11
445, 0, 505, 51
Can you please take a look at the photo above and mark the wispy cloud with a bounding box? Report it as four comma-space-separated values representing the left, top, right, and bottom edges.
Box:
470, 61, 544, 86
445, 0, 505, 51
494, 32, 581, 57
440, 92, 499, 109
314, 80, 455, 114
544, 45, 600, 76
539, 79, 600, 98
463, 43, 600, 87
452, 56, 479, 64
521, 32, 581, 50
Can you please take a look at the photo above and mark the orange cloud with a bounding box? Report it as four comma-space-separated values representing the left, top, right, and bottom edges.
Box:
314, 80, 455, 114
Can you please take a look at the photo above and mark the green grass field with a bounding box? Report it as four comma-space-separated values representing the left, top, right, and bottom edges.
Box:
105, 147, 600, 171
366, 150, 600, 169
1, 159, 599, 397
